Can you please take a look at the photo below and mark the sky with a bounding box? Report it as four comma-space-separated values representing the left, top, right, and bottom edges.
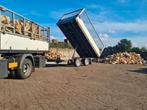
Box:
1, 0, 147, 47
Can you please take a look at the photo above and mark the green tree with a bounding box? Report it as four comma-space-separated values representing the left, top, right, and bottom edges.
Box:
131, 47, 140, 53
117, 39, 132, 52
50, 41, 73, 49
103, 39, 133, 57
140, 47, 147, 52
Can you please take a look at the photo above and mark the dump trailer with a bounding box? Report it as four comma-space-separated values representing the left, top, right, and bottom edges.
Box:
57, 9, 105, 67
0, 6, 50, 79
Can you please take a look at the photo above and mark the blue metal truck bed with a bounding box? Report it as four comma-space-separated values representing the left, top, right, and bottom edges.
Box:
57, 9, 104, 58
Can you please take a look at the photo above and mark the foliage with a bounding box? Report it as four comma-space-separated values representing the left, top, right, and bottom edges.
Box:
117, 39, 132, 52
50, 42, 72, 49
140, 47, 147, 52
131, 47, 140, 53
105, 39, 132, 54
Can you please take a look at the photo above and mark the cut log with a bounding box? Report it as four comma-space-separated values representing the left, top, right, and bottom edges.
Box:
25, 21, 31, 32
1, 15, 10, 24
15, 20, 23, 34
31, 23, 39, 39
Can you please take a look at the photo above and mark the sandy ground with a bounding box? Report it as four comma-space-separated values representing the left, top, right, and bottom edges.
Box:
0, 63, 147, 110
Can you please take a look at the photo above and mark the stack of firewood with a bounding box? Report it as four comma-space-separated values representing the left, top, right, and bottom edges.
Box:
1, 15, 40, 38
48, 48, 65, 59
1, 15, 10, 24
25, 21, 31, 31
32, 23, 39, 39
25, 21, 32, 37
15, 20, 24, 34
0, 15, 12, 32
104, 52, 145, 65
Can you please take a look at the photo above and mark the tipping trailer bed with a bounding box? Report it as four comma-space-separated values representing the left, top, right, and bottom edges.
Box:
57, 9, 104, 58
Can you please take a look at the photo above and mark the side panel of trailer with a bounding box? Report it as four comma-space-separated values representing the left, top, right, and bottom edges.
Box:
76, 17, 101, 57
0, 33, 49, 51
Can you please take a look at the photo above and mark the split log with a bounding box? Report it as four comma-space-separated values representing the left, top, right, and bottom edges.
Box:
32, 23, 39, 39
15, 20, 23, 34
1, 15, 10, 24
25, 21, 31, 32
0, 15, 13, 33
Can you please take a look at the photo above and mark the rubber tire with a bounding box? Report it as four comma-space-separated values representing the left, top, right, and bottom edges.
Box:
56, 57, 61, 64
8, 71, 15, 79
89, 59, 92, 65
74, 59, 81, 67
67, 60, 72, 65
15, 58, 33, 79
83, 58, 90, 66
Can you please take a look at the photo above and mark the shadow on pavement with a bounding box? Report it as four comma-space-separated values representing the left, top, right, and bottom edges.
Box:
129, 68, 147, 74
46, 64, 75, 68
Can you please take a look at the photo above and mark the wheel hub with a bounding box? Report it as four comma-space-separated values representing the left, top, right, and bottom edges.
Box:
23, 63, 30, 75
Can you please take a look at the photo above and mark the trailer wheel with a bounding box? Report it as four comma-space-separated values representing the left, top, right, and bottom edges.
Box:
83, 58, 90, 66
8, 71, 15, 79
74, 59, 81, 67
67, 59, 73, 65
16, 58, 33, 79
89, 59, 92, 65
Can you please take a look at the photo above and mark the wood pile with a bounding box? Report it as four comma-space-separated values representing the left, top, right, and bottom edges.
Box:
0, 15, 12, 32
15, 20, 24, 34
104, 52, 145, 65
25, 21, 31, 31
1, 15, 10, 24
32, 23, 39, 34
25, 21, 40, 38
0, 15, 40, 38
15, 21, 39, 36
32, 23, 39, 39
48, 49, 65, 59
25, 21, 32, 37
